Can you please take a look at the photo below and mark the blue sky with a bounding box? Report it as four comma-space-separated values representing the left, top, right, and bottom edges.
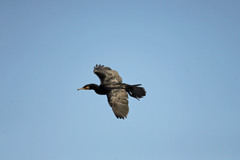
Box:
1, 0, 240, 160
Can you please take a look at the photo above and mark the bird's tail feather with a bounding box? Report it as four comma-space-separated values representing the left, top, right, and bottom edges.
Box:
127, 84, 146, 100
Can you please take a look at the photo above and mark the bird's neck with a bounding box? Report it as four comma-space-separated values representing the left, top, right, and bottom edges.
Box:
91, 84, 107, 95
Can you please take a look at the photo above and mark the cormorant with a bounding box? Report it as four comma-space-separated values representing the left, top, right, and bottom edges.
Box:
78, 64, 146, 119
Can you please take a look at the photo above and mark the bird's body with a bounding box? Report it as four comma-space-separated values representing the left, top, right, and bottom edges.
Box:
78, 64, 146, 119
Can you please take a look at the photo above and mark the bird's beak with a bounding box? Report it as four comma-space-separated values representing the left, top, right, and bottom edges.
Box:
77, 86, 90, 91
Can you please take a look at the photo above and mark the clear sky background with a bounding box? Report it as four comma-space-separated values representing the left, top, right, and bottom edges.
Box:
1, 0, 240, 160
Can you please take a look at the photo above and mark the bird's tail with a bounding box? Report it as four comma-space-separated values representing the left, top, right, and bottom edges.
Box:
127, 84, 146, 100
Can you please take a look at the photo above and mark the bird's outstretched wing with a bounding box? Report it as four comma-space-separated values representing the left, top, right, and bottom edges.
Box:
107, 89, 129, 119
94, 64, 122, 85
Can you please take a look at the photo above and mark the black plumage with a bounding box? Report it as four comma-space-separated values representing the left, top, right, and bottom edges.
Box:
78, 64, 146, 119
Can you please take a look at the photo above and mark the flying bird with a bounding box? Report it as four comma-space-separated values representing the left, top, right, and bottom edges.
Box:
78, 64, 146, 119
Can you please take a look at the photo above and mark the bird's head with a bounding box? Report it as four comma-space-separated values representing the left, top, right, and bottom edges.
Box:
77, 84, 97, 91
